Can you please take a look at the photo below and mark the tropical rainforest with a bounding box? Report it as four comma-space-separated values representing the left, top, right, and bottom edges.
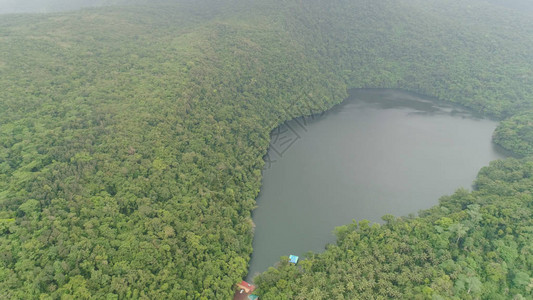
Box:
0, 0, 532, 299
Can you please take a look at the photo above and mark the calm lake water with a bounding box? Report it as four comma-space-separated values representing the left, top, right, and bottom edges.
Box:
247, 89, 507, 281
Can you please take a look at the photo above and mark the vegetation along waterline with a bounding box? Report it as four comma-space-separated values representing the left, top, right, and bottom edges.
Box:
0, 0, 532, 299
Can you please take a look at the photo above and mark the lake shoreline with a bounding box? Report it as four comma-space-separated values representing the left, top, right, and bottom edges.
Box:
246, 88, 508, 282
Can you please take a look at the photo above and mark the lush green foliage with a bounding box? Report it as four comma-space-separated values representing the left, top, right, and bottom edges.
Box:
494, 113, 533, 157
1, 0, 533, 298
0, 2, 345, 298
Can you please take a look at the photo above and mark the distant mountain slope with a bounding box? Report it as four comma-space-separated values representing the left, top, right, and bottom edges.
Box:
0, 0, 532, 298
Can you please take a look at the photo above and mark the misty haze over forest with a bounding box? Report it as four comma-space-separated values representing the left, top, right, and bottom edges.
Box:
0, 0, 107, 14
1, 0, 533, 14
0, 0, 131, 14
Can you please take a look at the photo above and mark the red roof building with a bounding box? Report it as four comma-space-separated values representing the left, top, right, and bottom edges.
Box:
236, 281, 255, 294
234, 281, 257, 300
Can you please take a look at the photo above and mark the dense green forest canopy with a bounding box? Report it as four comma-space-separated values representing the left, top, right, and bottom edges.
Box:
494, 113, 533, 157
0, 0, 532, 299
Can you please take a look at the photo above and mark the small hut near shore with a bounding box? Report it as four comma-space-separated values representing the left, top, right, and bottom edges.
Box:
289, 255, 299, 264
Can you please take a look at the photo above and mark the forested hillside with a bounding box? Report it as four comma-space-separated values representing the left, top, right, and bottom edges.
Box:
0, 2, 346, 298
1, 0, 532, 299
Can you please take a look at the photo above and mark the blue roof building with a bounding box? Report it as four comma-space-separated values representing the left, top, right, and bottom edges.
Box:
289, 255, 299, 264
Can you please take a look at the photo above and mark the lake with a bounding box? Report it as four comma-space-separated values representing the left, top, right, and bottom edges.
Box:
247, 89, 507, 281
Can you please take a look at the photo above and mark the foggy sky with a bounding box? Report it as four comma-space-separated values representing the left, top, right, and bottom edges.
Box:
1, 0, 533, 15
0, 0, 113, 14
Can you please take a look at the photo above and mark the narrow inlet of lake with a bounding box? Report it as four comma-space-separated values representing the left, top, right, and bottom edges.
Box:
247, 89, 508, 281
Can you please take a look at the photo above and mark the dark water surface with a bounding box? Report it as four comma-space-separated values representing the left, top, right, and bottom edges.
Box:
247, 89, 507, 281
